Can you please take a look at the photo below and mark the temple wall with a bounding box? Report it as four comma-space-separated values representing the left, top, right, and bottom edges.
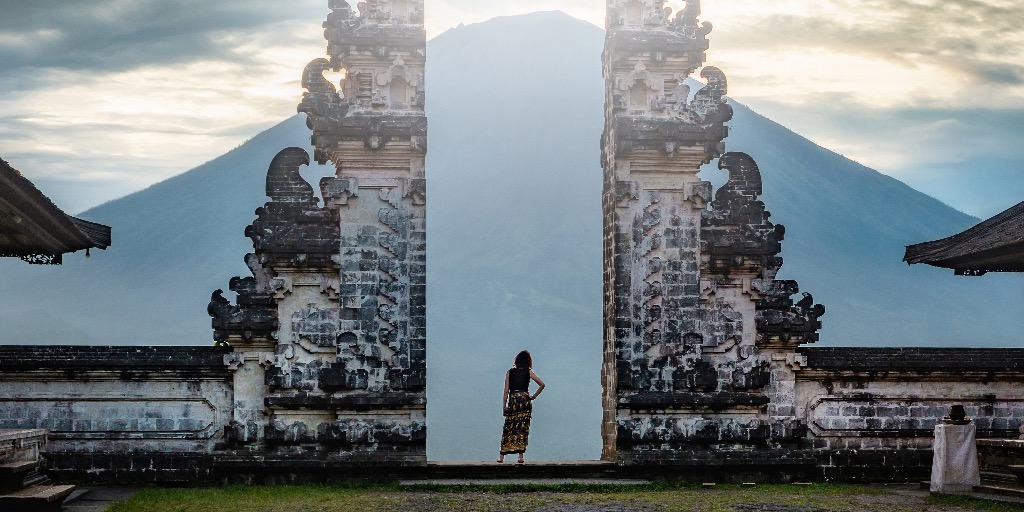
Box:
0, 346, 233, 482
796, 347, 1024, 481
2, 345, 1022, 483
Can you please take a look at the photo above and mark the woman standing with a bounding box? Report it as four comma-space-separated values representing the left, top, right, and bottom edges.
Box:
498, 350, 545, 463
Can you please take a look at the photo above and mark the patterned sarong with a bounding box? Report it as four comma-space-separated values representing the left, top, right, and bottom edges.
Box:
500, 391, 533, 454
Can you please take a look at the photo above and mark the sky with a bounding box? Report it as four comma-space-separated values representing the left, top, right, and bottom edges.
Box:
0, 0, 1021, 217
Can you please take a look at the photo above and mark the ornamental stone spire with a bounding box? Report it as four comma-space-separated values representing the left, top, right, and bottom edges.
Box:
601, 0, 824, 463
210, 0, 427, 464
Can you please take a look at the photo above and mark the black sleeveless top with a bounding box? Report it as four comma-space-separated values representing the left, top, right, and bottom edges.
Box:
509, 368, 530, 392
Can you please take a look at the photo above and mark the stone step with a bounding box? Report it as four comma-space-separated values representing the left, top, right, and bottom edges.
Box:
0, 461, 39, 493
0, 464, 47, 491
1006, 465, 1024, 485
981, 470, 1019, 486
401, 478, 651, 486
0, 429, 48, 494
22, 471, 51, 488
0, 461, 37, 475
974, 484, 1024, 499
0, 484, 76, 512
422, 461, 619, 481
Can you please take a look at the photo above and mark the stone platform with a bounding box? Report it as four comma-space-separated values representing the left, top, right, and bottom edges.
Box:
211, 458, 817, 486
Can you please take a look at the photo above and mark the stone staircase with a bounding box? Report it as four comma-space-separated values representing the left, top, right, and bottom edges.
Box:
0, 430, 75, 511
971, 439, 1024, 500
975, 470, 1024, 499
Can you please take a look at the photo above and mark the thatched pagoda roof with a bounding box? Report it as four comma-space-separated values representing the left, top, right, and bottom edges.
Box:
0, 157, 111, 265
904, 201, 1024, 276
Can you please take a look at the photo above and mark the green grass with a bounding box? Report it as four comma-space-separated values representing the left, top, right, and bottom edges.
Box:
398, 482, 874, 494
107, 483, 1017, 512
106, 485, 397, 512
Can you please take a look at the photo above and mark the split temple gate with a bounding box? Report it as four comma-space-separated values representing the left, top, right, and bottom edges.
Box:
1, 0, 1023, 484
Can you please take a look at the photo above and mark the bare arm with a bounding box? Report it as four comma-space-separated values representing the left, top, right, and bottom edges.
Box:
529, 370, 545, 400
502, 370, 510, 413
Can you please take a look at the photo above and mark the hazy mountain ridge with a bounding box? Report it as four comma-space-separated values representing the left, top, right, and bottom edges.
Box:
1, 11, 1020, 460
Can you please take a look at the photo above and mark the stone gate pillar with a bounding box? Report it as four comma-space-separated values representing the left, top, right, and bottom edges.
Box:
601, 0, 824, 464
209, 0, 427, 465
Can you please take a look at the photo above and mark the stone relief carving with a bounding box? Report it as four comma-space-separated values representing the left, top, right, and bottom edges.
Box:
298, 58, 348, 133
670, 0, 713, 39
615, 180, 642, 208
376, 56, 423, 110
675, 67, 730, 128
208, 277, 278, 345
618, 61, 664, 112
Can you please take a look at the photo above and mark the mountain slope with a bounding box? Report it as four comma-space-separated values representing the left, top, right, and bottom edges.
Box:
725, 101, 1020, 347
1, 11, 1020, 461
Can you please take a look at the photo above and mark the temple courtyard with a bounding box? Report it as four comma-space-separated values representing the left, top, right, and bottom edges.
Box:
3, 1, 1024, 510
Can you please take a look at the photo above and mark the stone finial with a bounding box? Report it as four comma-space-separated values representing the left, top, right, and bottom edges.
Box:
943, 404, 971, 425
266, 147, 315, 204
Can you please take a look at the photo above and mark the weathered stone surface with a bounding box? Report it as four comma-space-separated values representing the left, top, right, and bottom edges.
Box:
601, 0, 822, 462
0, 345, 230, 374
793, 348, 1024, 481
0, 347, 234, 482
0, 430, 45, 469
208, 0, 427, 464
930, 423, 981, 493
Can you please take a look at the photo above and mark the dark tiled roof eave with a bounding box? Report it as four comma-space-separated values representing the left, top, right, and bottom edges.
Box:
0, 157, 112, 259
69, 216, 111, 249
799, 347, 1024, 373
904, 201, 1024, 273
0, 346, 231, 372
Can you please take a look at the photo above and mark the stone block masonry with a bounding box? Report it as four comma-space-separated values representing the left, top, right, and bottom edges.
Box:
0, 346, 233, 483
796, 347, 1024, 481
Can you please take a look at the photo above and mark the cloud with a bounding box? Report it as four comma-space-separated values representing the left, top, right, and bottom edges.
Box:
946, 58, 1024, 85
0, 0, 331, 77
0, 0, 1020, 217
709, 0, 1024, 88
699, 0, 1024, 206
0, 1, 336, 212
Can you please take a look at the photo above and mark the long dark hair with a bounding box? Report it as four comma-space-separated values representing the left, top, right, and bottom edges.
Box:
514, 350, 532, 369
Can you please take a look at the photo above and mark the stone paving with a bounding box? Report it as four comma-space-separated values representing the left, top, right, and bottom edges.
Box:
61, 487, 138, 512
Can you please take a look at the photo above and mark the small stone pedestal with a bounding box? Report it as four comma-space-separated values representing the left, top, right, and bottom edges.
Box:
931, 423, 980, 493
